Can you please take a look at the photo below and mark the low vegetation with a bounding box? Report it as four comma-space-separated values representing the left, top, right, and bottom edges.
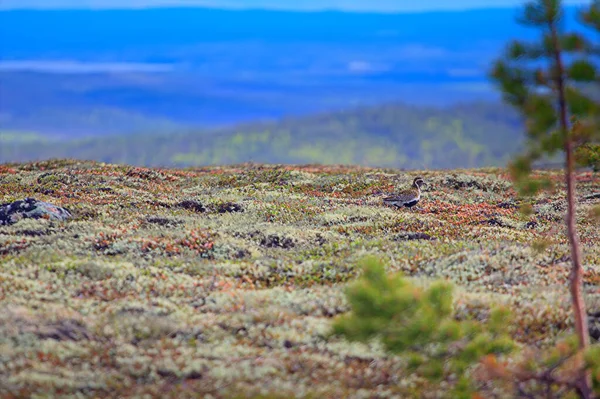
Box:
0, 159, 599, 398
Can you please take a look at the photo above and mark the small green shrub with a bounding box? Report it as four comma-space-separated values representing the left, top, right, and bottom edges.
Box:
331, 256, 515, 396
331, 256, 600, 398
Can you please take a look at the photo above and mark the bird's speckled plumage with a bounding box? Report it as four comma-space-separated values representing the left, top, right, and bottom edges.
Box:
383, 177, 426, 209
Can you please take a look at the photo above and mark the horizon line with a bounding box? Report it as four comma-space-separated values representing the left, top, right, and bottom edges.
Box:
0, 4, 553, 14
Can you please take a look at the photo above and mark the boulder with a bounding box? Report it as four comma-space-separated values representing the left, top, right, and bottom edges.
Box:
0, 198, 72, 226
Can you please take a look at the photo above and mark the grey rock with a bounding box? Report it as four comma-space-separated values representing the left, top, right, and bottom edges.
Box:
393, 232, 433, 241
0, 197, 72, 226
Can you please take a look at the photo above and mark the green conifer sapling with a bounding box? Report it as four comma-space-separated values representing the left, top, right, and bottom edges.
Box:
491, 0, 600, 396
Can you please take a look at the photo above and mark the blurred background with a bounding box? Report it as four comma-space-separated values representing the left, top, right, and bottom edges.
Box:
0, 0, 589, 169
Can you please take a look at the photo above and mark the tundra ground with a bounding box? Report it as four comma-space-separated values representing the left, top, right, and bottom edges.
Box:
1, 160, 599, 398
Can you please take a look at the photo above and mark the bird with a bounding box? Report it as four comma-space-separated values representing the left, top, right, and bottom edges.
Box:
383, 177, 427, 209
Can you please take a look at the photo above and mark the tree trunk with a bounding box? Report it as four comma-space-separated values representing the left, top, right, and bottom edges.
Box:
565, 140, 593, 399
550, 16, 592, 398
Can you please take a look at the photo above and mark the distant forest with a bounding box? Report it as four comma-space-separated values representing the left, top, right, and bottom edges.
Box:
1, 101, 524, 169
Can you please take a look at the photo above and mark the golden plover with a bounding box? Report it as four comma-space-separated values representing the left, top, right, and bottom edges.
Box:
383, 177, 426, 209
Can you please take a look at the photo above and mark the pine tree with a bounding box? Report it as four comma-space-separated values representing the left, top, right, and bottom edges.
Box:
490, 0, 600, 397
578, 0, 600, 173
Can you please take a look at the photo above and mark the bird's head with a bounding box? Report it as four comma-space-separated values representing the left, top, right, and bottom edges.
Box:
413, 177, 426, 188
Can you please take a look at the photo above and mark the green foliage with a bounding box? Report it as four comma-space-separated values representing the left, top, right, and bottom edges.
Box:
581, 1, 600, 32
519, 0, 561, 27
331, 257, 515, 395
576, 143, 600, 171
569, 60, 597, 82
490, 0, 600, 196
585, 345, 600, 390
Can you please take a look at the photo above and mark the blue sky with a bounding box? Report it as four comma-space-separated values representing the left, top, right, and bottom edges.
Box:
0, 0, 590, 11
